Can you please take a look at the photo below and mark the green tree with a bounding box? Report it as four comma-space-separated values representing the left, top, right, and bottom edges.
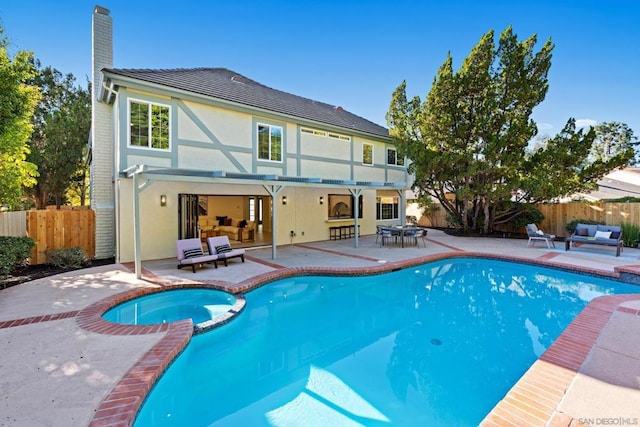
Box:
387, 27, 632, 234
26, 63, 91, 209
521, 119, 633, 202
0, 26, 39, 209
589, 122, 638, 167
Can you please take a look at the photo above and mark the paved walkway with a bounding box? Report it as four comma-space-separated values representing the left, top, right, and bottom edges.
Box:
1, 230, 639, 426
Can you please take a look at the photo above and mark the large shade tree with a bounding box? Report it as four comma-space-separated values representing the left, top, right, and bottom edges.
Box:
0, 26, 39, 209
387, 27, 633, 234
26, 62, 91, 209
589, 122, 638, 167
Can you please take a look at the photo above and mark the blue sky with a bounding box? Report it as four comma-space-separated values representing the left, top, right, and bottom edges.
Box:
2, 0, 639, 138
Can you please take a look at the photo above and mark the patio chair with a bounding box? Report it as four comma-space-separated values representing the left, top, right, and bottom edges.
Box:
403, 227, 427, 247
526, 224, 556, 249
403, 227, 418, 246
176, 238, 219, 273
379, 227, 394, 247
206, 235, 245, 266
375, 225, 384, 244
415, 227, 428, 247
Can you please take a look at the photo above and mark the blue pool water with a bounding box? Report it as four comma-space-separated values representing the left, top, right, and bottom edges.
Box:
134, 258, 639, 426
102, 288, 235, 325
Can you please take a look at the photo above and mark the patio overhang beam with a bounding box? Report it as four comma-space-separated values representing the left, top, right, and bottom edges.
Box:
126, 164, 407, 278
125, 165, 406, 190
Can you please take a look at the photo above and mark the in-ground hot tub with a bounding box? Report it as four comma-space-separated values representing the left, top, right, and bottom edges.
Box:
102, 288, 237, 326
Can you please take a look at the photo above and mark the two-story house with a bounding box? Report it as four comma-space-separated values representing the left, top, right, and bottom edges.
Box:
91, 6, 408, 275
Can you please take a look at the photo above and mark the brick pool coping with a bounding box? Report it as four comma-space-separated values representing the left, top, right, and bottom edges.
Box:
69, 252, 640, 426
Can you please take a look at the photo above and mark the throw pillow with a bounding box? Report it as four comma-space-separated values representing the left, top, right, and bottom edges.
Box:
183, 248, 204, 259
536, 230, 544, 236
610, 230, 621, 239
576, 227, 588, 236
215, 244, 233, 254
225, 218, 233, 226
217, 216, 227, 226
594, 230, 611, 239
239, 219, 247, 228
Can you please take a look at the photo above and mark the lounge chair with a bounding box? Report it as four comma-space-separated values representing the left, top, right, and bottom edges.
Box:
526, 224, 556, 248
176, 238, 219, 273
206, 235, 245, 266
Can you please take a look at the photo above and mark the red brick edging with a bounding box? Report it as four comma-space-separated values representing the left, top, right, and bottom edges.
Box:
481, 294, 640, 427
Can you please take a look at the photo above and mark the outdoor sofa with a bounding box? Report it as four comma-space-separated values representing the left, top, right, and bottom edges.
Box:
565, 223, 624, 257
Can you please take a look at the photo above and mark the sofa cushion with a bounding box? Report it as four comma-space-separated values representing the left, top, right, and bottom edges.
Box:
576, 227, 588, 236
183, 247, 204, 259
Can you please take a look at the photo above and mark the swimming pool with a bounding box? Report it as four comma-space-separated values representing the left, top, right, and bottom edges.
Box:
102, 288, 236, 326
134, 258, 639, 426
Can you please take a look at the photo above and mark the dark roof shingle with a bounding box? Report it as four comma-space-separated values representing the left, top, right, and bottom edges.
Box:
103, 67, 389, 138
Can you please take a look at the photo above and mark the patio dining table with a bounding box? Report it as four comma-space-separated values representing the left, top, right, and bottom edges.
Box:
381, 225, 420, 248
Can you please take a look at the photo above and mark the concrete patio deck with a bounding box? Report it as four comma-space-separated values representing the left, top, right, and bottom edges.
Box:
1, 229, 639, 426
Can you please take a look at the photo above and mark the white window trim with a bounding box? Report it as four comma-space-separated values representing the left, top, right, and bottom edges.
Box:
257, 122, 284, 163
387, 147, 405, 166
301, 127, 327, 137
376, 196, 400, 220
127, 98, 171, 151
328, 132, 351, 141
301, 127, 351, 142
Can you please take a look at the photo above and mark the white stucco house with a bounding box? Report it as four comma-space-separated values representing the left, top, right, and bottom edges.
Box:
90, 6, 408, 275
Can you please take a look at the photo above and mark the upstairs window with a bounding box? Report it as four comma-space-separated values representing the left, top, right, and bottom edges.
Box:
363, 143, 373, 165
301, 127, 351, 141
387, 147, 404, 166
301, 128, 327, 137
258, 124, 282, 161
129, 100, 170, 150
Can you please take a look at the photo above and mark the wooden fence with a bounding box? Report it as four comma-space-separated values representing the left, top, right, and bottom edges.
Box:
537, 202, 640, 237
416, 202, 640, 237
26, 209, 95, 265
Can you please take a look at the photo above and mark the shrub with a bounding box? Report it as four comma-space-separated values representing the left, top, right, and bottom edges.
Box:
506, 203, 544, 231
46, 247, 89, 269
620, 222, 640, 248
602, 197, 640, 203
0, 236, 35, 278
565, 219, 604, 234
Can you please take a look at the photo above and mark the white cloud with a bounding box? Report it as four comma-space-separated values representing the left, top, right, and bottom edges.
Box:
574, 119, 597, 129
537, 122, 554, 131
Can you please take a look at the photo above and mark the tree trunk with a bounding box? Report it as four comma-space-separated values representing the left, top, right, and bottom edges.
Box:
483, 199, 491, 234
